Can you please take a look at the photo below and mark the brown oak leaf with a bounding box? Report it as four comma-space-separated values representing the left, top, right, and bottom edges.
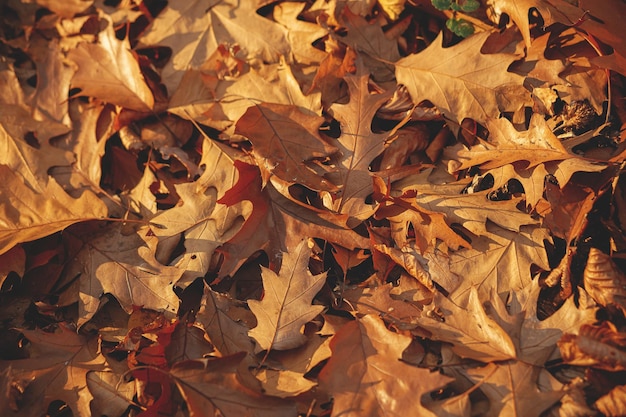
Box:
318, 314, 452, 417
248, 239, 326, 352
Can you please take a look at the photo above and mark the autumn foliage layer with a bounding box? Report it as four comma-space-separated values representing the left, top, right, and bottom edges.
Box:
1, 0, 626, 416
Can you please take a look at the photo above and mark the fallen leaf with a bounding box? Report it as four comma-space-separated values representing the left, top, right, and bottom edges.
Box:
319, 314, 452, 417
170, 353, 297, 417
0, 324, 107, 417
235, 103, 338, 190
0, 165, 107, 256
138, 0, 290, 95
64, 224, 183, 326
248, 239, 327, 352
464, 361, 564, 417
67, 14, 154, 111
396, 31, 524, 128
327, 66, 393, 224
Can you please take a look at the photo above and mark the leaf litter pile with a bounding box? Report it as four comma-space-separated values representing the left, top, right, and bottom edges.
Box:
1, 0, 626, 416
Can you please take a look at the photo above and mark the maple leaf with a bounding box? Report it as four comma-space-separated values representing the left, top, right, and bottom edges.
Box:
64, 224, 183, 326
0, 324, 107, 417
319, 314, 452, 417
138, 0, 290, 95
67, 14, 154, 111
327, 66, 393, 225
0, 165, 107, 256
396, 31, 525, 128
170, 352, 297, 417
216, 160, 369, 278
235, 103, 339, 191
248, 239, 327, 352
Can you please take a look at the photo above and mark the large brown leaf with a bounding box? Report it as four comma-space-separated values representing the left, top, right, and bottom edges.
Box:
217, 161, 369, 278
64, 224, 183, 326
151, 138, 251, 286
327, 67, 393, 225
0, 165, 107, 256
138, 0, 289, 95
396, 31, 524, 128
170, 353, 297, 417
67, 15, 154, 111
248, 239, 326, 352
318, 314, 452, 417
447, 115, 606, 207
235, 103, 338, 191
0, 324, 107, 417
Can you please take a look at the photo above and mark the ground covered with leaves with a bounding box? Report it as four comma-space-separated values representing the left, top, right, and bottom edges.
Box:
1, 0, 626, 416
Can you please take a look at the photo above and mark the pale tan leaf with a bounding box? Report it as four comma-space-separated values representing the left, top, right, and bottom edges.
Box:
422, 287, 517, 362
318, 314, 452, 417
584, 248, 626, 315
396, 31, 524, 128
68, 14, 154, 111
248, 239, 327, 352
138, 0, 290, 95
64, 224, 183, 326
0, 165, 107, 256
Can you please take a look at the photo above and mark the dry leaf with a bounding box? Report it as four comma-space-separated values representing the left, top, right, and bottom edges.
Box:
67, 14, 154, 111
0, 324, 107, 417
248, 239, 326, 352
319, 314, 452, 417
583, 248, 626, 315
396, 31, 524, 128
235, 103, 338, 190
170, 353, 297, 417
0, 165, 107, 256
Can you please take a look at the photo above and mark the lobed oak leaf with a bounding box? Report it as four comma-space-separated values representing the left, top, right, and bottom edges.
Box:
327, 67, 393, 225
67, 14, 154, 111
29, 0, 93, 18
235, 103, 338, 191
447, 115, 606, 207
248, 239, 326, 352
170, 352, 297, 417
0, 165, 107, 256
86, 370, 135, 417
318, 314, 452, 417
396, 31, 524, 129
0, 324, 107, 417
150, 138, 252, 286
422, 287, 517, 362
373, 176, 471, 252
138, 0, 290, 95
255, 331, 331, 398
0, 104, 72, 191
216, 160, 369, 278
170, 58, 322, 133
446, 224, 551, 304
336, 7, 400, 82
64, 224, 183, 326
505, 277, 598, 365
464, 361, 564, 417
273, 2, 328, 65
415, 190, 537, 237
195, 285, 255, 357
